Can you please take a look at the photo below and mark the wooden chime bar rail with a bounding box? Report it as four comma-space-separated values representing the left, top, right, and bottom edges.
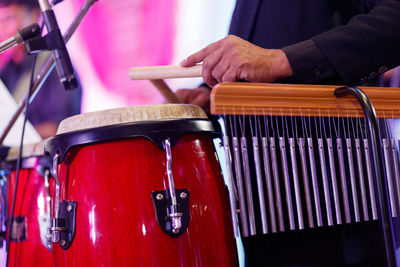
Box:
210, 83, 400, 118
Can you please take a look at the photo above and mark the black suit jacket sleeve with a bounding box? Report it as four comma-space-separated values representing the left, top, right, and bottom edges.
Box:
282, 0, 400, 85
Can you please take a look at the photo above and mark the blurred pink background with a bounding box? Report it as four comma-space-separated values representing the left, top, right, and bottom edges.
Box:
54, 0, 235, 112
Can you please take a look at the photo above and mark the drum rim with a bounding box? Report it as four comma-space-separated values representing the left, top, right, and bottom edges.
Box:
0, 156, 52, 177
45, 118, 220, 163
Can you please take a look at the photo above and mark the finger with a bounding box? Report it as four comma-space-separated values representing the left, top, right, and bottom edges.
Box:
176, 88, 207, 104
191, 90, 210, 109
211, 55, 232, 83
186, 90, 201, 103
175, 89, 191, 103
180, 41, 221, 67
202, 50, 224, 87
221, 65, 239, 83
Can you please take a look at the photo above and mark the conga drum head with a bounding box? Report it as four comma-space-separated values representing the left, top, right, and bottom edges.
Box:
57, 104, 208, 134
4, 142, 44, 161
45, 104, 238, 266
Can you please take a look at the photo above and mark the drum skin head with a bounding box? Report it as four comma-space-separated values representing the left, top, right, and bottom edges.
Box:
5, 142, 45, 161
57, 104, 207, 134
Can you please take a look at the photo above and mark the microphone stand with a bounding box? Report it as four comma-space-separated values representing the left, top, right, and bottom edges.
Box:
0, 24, 41, 54
0, 0, 98, 145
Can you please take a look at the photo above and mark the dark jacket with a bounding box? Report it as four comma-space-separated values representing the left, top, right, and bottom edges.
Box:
229, 0, 400, 85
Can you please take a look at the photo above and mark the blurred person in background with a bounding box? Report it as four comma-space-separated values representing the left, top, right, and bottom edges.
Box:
0, 0, 81, 138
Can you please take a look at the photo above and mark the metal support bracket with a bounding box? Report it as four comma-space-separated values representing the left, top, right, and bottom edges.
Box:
51, 200, 77, 250
151, 189, 190, 238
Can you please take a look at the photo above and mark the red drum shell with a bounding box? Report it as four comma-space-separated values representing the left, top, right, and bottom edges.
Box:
53, 134, 238, 266
6, 157, 53, 267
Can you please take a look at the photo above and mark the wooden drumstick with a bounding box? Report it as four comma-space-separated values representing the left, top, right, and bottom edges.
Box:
150, 79, 181, 103
129, 64, 202, 80
129, 64, 202, 103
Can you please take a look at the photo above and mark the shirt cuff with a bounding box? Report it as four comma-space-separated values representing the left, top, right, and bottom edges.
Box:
282, 39, 337, 83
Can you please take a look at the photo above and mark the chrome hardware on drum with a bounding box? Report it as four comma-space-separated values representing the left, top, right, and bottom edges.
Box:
45, 104, 238, 267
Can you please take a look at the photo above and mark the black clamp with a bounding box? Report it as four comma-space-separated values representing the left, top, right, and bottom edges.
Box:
24, 29, 65, 54
51, 200, 77, 250
151, 189, 190, 238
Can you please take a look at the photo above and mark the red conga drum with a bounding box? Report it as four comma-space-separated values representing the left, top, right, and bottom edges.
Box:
45, 104, 238, 266
1, 142, 53, 267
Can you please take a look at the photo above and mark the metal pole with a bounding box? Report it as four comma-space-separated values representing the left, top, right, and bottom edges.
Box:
0, 0, 97, 145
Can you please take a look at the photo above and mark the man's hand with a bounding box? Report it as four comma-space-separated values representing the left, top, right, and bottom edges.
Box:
180, 35, 293, 87
175, 86, 211, 112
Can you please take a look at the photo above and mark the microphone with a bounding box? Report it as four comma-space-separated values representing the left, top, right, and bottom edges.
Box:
38, 0, 78, 90
0, 23, 41, 54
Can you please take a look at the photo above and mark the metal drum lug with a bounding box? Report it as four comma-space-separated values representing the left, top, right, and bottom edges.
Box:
151, 189, 190, 238
51, 200, 77, 250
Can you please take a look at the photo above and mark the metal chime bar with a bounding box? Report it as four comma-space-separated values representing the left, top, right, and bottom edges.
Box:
262, 136, 277, 233
213, 82, 400, 236
240, 135, 257, 235
298, 137, 314, 228
355, 138, 369, 221
289, 136, 304, 229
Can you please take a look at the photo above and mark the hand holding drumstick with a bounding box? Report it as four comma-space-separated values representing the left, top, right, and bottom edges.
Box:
180, 35, 292, 87
177, 35, 292, 109
130, 35, 292, 109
